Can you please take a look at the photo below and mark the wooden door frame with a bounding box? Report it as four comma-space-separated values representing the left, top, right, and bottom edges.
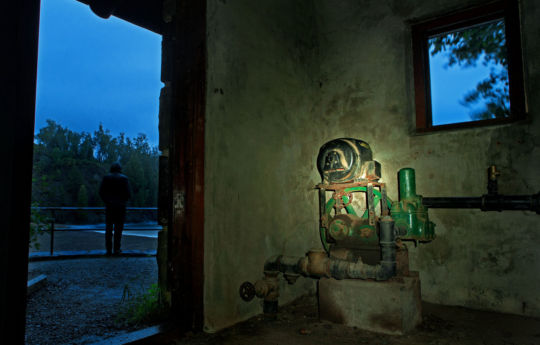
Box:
166, 0, 206, 331
0, 1, 41, 344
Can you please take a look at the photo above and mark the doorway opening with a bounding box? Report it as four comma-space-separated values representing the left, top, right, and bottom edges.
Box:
2, 0, 205, 343
26, 0, 164, 343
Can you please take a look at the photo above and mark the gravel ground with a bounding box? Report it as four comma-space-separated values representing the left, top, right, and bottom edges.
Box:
26, 256, 158, 345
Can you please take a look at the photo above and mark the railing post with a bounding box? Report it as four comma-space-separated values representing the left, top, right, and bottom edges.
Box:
50, 209, 55, 256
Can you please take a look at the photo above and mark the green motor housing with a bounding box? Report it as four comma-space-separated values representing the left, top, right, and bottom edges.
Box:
390, 168, 435, 241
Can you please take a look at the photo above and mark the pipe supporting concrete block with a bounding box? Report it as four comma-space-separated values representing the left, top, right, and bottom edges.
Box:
318, 272, 421, 335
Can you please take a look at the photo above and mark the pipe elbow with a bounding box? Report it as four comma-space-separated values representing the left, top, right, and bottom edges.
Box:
263, 255, 282, 272
375, 261, 396, 281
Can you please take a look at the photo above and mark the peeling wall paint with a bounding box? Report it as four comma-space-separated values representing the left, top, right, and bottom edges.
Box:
204, 0, 540, 331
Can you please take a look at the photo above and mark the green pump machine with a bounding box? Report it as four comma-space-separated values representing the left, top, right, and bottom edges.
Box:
316, 138, 435, 255
240, 138, 540, 329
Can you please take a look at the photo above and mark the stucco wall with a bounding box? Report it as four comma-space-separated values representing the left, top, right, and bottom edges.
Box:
204, 0, 540, 332
312, 0, 540, 317
204, 0, 321, 332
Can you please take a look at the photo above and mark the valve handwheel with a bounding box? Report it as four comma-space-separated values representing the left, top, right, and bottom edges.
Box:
239, 281, 256, 301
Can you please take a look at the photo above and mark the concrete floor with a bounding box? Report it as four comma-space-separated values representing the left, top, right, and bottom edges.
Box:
132, 294, 540, 345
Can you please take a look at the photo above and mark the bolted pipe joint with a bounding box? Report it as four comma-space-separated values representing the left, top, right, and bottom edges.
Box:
300, 249, 331, 278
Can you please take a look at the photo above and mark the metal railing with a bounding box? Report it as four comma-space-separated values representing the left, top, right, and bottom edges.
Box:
32, 207, 159, 256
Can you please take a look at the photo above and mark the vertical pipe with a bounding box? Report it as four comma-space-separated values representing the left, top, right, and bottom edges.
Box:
399, 168, 416, 200
379, 216, 396, 279
367, 183, 375, 226
319, 189, 330, 252
487, 165, 499, 195
318, 189, 326, 220
380, 184, 389, 216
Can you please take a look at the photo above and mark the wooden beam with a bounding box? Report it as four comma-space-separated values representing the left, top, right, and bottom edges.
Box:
167, 0, 206, 331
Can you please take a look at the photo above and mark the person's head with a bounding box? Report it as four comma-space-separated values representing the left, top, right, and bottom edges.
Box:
110, 162, 122, 173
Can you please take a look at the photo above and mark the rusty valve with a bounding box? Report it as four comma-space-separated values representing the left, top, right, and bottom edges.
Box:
239, 282, 256, 302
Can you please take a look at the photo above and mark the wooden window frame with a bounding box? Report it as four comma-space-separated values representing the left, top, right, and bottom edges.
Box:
411, 0, 526, 133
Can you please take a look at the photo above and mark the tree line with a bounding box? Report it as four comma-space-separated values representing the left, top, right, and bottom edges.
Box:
32, 120, 158, 223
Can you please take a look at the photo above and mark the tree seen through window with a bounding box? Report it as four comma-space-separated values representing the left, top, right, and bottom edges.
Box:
428, 19, 509, 125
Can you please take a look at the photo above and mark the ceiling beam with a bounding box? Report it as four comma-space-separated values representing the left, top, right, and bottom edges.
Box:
76, 0, 163, 34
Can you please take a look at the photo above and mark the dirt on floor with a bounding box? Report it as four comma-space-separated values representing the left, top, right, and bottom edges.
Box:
143, 295, 540, 345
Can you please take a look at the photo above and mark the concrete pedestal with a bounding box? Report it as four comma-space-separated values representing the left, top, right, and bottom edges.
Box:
318, 272, 422, 335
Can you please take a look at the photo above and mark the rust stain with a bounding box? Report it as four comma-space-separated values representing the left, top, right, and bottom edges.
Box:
359, 227, 373, 238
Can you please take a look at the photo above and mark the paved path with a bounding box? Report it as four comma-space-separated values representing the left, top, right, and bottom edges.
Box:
30, 230, 158, 260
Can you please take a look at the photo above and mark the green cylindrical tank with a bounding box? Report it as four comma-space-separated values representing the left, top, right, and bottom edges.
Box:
399, 168, 416, 200
391, 168, 435, 241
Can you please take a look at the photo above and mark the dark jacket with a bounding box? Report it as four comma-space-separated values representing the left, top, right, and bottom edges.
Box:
99, 172, 131, 207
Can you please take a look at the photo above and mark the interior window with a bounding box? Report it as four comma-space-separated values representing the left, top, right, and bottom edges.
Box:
411, 0, 526, 132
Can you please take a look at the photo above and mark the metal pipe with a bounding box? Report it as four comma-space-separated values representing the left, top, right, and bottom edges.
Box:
263, 255, 304, 275
398, 168, 416, 200
422, 197, 482, 209
330, 217, 396, 280
422, 193, 540, 213
262, 219, 397, 281
242, 218, 398, 310
487, 165, 499, 195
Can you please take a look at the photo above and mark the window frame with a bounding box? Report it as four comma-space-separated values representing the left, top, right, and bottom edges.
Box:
411, 0, 526, 133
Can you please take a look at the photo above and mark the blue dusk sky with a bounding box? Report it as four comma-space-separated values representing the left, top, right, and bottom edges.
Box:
35, 0, 163, 147
428, 21, 508, 127
429, 51, 504, 126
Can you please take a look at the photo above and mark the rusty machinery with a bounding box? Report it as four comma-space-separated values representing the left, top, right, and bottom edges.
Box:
239, 138, 540, 314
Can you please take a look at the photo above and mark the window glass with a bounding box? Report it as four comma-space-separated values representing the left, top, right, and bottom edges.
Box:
411, 0, 525, 132
428, 20, 510, 126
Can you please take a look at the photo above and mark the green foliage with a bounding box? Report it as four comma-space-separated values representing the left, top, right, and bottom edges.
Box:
32, 120, 159, 222
116, 283, 169, 327
29, 201, 50, 250
76, 184, 89, 222
429, 19, 509, 120
77, 185, 89, 206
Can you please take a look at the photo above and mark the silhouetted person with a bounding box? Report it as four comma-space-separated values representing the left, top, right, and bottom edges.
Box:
99, 162, 131, 255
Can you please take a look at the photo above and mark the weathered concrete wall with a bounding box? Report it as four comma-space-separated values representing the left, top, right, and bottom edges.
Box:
204, 0, 540, 331
312, 0, 540, 317
204, 0, 321, 332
